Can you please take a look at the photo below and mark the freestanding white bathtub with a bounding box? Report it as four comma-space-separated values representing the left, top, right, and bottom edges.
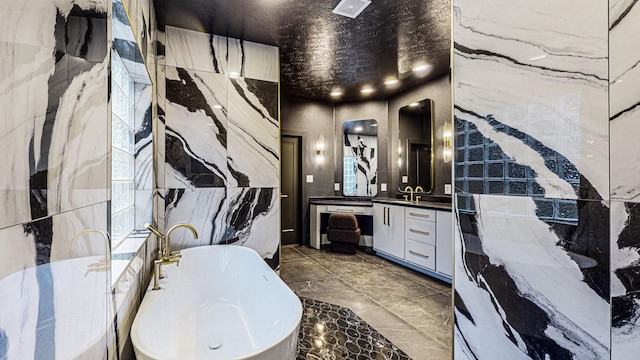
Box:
131, 245, 302, 360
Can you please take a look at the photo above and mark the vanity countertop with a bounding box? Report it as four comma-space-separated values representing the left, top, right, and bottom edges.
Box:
372, 198, 452, 211
309, 197, 452, 211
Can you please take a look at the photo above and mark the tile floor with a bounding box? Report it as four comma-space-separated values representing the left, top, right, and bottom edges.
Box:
281, 245, 453, 360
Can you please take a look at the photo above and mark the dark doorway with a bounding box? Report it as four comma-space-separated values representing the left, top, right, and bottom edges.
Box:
281, 136, 302, 245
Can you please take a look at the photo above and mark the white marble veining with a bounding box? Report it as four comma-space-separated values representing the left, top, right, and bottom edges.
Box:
454, 194, 610, 359
166, 26, 227, 74
227, 78, 279, 187
228, 39, 279, 82
164, 188, 228, 250
134, 83, 153, 190
164, 66, 228, 188
454, 0, 609, 200
227, 187, 279, 261
610, 0, 640, 201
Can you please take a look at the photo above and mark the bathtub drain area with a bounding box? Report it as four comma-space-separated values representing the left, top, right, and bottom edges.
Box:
208, 340, 222, 350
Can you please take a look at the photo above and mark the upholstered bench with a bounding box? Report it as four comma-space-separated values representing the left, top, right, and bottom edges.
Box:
326, 213, 360, 254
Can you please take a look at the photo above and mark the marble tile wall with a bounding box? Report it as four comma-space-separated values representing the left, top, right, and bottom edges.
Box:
452, 0, 612, 358
158, 26, 281, 269
0, 0, 112, 358
610, 1, 640, 359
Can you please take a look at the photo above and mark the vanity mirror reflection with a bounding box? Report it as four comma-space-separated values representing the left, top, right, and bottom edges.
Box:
398, 99, 433, 193
342, 119, 378, 196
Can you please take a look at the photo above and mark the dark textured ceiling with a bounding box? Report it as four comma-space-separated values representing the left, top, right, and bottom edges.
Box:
153, 0, 451, 102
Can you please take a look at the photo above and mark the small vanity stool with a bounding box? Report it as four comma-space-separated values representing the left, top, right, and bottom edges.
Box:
326, 213, 361, 254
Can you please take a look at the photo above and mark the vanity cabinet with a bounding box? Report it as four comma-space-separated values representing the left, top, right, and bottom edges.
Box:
404, 208, 437, 271
435, 210, 453, 277
373, 204, 405, 259
373, 202, 452, 282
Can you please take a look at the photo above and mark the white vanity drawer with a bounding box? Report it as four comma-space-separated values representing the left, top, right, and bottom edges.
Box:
405, 208, 436, 222
405, 218, 436, 245
405, 240, 436, 271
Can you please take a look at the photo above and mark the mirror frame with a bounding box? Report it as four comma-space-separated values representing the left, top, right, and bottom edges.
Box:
398, 99, 434, 193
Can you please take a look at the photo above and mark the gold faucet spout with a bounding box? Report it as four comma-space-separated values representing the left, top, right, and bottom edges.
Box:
403, 185, 414, 202
415, 185, 424, 193
165, 224, 199, 259
145, 223, 165, 239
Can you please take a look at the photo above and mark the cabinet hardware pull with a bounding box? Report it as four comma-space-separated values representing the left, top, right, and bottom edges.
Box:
383, 207, 386, 225
409, 229, 430, 236
387, 207, 391, 226
282, 229, 294, 233
409, 250, 430, 259
280, 194, 289, 198
410, 212, 430, 218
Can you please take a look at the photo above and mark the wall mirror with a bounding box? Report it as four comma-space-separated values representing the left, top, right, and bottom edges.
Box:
398, 99, 433, 193
343, 119, 378, 196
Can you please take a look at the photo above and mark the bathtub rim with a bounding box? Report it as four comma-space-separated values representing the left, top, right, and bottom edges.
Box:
131, 244, 303, 360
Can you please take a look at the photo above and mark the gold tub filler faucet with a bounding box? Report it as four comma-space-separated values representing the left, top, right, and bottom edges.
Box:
145, 223, 199, 290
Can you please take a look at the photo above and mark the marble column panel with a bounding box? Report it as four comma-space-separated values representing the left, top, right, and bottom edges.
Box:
610, 0, 640, 201
134, 83, 153, 190
164, 66, 228, 188
344, 133, 378, 196
227, 78, 279, 187
163, 188, 227, 250
453, 0, 609, 200
611, 200, 640, 359
228, 39, 279, 82
454, 193, 610, 359
226, 187, 279, 269
165, 25, 228, 74
155, 64, 166, 189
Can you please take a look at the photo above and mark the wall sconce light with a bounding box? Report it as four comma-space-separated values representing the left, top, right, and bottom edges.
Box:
397, 143, 402, 167
315, 135, 325, 164
443, 122, 453, 163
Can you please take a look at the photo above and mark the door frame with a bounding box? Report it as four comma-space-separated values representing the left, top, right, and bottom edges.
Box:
280, 132, 304, 245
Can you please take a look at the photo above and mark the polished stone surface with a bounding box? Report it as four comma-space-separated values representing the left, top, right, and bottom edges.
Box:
281, 245, 452, 360
297, 297, 410, 360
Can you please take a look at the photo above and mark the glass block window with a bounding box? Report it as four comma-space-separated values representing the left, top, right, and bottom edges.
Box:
454, 118, 579, 223
343, 157, 357, 196
111, 50, 135, 246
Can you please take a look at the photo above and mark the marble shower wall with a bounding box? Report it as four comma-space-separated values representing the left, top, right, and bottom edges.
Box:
158, 26, 280, 269
0, 0, 112, 358
610, 1, 640, 359
453, 0, 612, 359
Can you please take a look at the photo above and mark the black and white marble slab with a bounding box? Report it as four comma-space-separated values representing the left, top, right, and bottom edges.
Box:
610, 0, 640, 201
134, 83, 153, 190
611, 200, 640, 359
164, 66, 228, 188
227, 78, 279, 187
226, 187, 279, 267
164, 188, 228, 249
454, 193, 610, 360
228, 38, 279, 83
453, 0, 609, 201
165, 25, 227, 74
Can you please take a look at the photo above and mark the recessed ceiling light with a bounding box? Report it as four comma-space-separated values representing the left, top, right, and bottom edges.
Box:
330, 90, 343, 97
361, 87, 375, 94
332, 0, 372, 19
412, 65, 429, 73
409, 102, 419, 107
384, 79, 399, 86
